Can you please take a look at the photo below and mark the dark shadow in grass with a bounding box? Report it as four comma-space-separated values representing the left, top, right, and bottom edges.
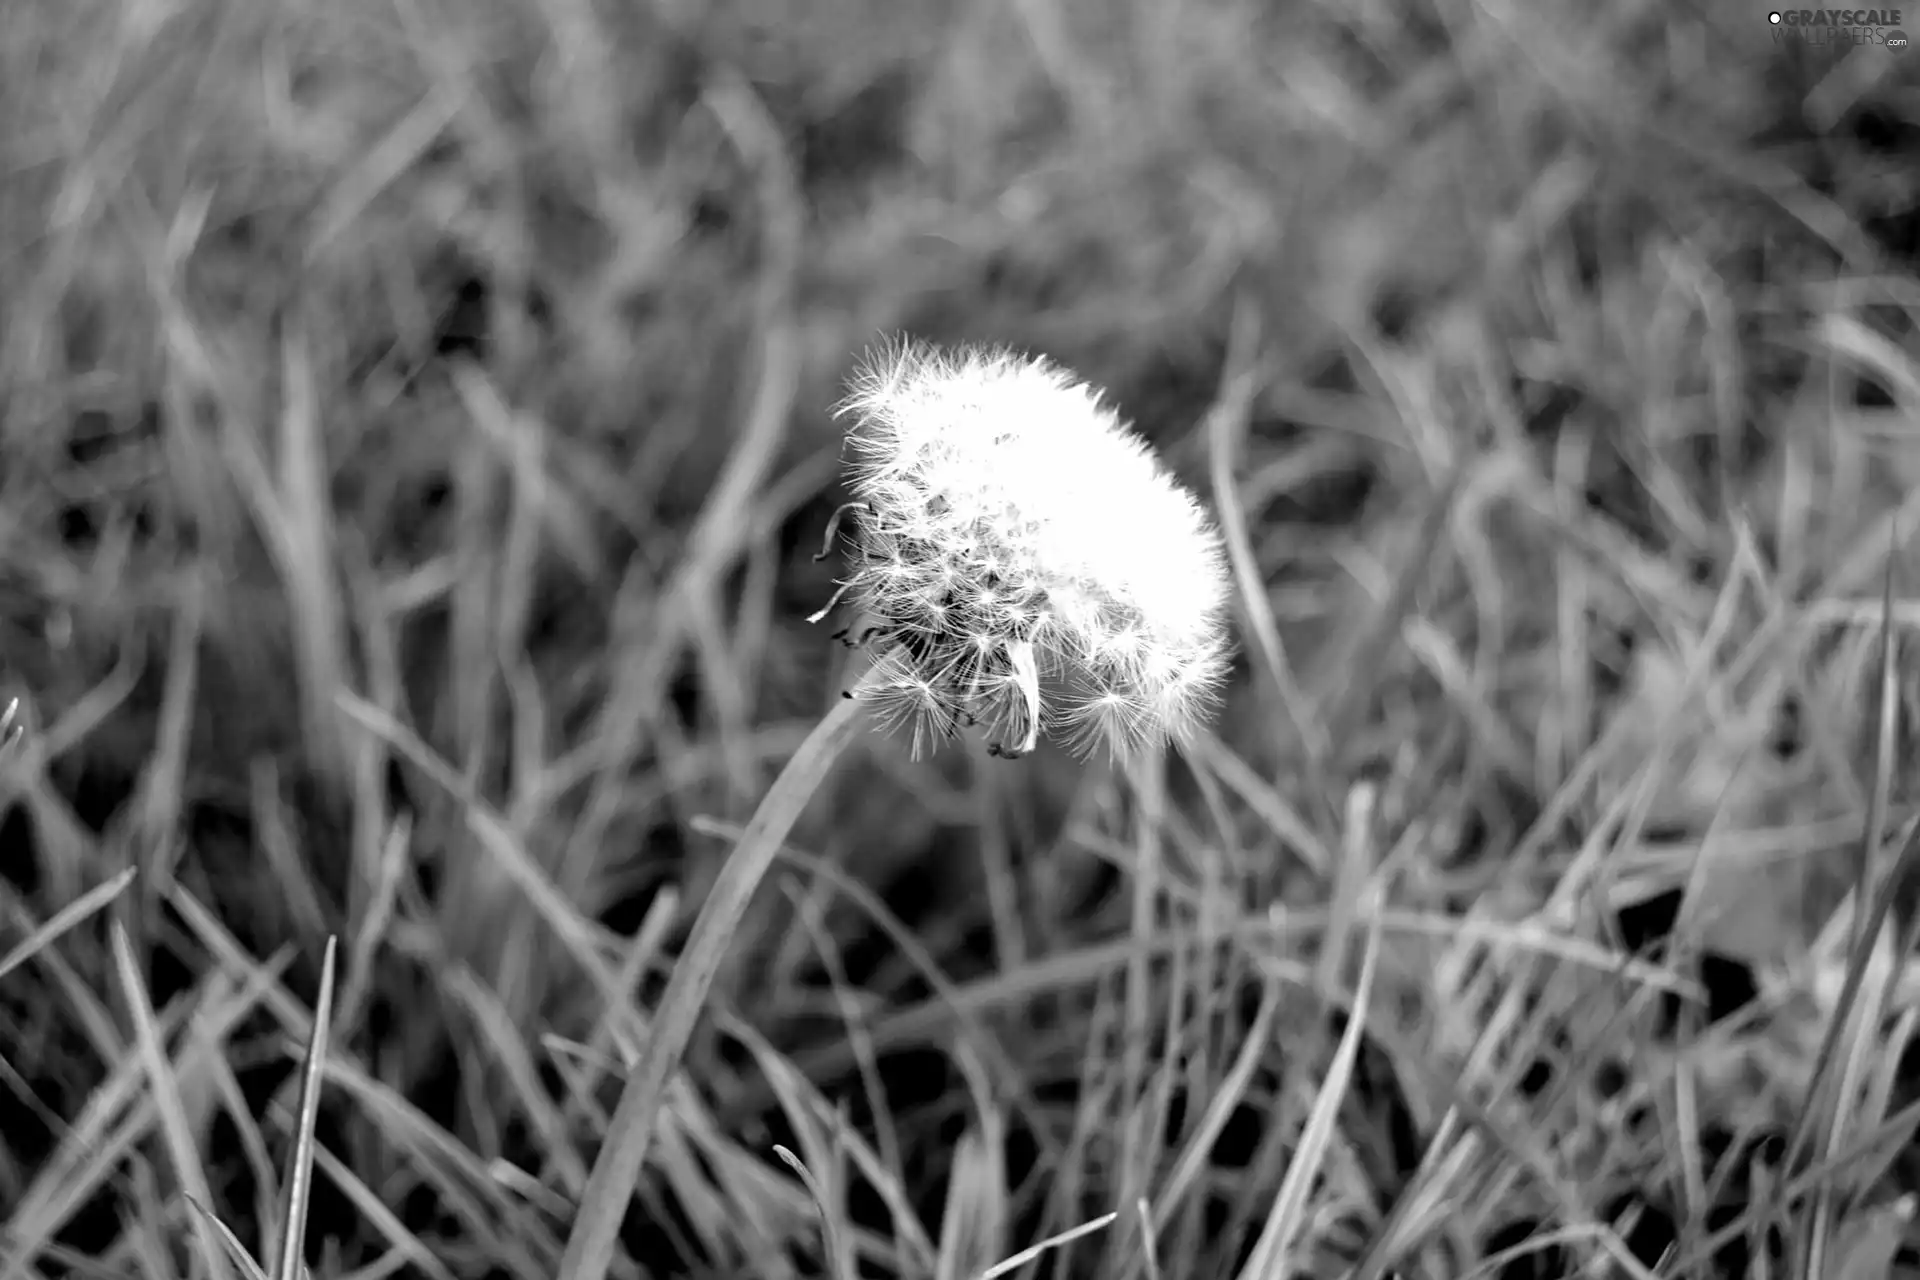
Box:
740, 1044, 965, 1274
1604, 1191, 1679, 1272
1612, 887, 1760, 1036
793, 69, 915, 196
433, 276, 492, 363
66, 402, 162, 464
1601, 1188, 1779, 1278
1342, 1012, 1425, 1213
1256, 451, 1378, 529
1444, 773, 1546, 877
1845, 103, 1920, 265
1586, 1124, 1790, 1279
1483, 1216, 1572, 1280
611, 1149, 721, 1278
47, 1185, 125, 1269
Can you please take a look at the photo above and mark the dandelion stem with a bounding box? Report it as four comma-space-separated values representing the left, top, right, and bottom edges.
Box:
557, 667, 879, 1280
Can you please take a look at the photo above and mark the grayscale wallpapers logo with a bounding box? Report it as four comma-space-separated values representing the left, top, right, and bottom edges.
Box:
1768, 9, 1909, 46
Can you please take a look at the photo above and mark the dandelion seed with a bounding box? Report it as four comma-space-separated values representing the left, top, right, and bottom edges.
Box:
865, 649, 966, 758
815, 338, 1233, 760
1061, 683, 1158, 761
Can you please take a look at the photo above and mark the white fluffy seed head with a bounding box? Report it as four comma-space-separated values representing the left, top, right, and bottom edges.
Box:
824, 338, 1233, 761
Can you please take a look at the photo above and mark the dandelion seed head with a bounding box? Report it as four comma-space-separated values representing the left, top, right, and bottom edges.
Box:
823, 338, 1233, 760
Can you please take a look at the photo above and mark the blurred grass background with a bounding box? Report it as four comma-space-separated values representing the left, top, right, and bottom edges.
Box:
4, 0, 1920, 1277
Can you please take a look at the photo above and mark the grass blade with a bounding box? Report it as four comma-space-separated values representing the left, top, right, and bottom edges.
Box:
977, 1211, 1117, 1280
109, 921, 234, 1280
270, 935, 337, 1280
0, 695, 23, 755
188, 1194, 271, 1280
0, 866, 137, 985
1235, 891, 1385, 1280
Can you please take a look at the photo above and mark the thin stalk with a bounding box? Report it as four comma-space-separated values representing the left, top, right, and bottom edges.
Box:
557, 671, 875, 1280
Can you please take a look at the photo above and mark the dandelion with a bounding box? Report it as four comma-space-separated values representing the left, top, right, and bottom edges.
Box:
813, 339, 1233, 760
560, 339, 1234, 1280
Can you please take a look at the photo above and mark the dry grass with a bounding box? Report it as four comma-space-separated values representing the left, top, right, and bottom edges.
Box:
4, 1, 1920, 1277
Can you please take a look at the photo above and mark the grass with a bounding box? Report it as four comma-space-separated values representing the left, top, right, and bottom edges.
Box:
3, 0, 1920, 1277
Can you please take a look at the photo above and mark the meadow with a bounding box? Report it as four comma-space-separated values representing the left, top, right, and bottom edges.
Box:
4, 1, 1920, 1277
